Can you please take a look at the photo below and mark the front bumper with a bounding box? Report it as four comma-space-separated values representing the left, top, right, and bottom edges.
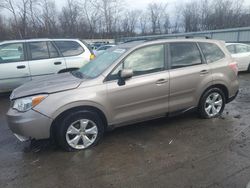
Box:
7, 109, 53, 141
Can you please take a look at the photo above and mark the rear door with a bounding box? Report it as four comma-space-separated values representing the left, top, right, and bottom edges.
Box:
169, 42, 212, 112
27, 41, 66, 80
106, 44, 170, 124
0, 42, 31, 92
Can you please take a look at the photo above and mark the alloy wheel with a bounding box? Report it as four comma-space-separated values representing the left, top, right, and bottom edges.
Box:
205, 92, 223, 117
66, 119, 98, 150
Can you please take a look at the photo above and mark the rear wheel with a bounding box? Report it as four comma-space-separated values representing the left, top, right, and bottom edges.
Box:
198, 88, 226, 119
56, 110, 104, 151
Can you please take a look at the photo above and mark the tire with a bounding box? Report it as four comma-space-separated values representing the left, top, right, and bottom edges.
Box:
198, 88, 226, 119
56, 110, 104, 152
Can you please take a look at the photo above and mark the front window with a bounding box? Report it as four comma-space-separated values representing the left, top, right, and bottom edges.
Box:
123, 45, 165, 76
0, 43, 25, 63
77, 48, 127, 78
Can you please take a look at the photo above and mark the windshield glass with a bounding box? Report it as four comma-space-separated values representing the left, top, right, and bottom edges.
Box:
78, 48, 126, 78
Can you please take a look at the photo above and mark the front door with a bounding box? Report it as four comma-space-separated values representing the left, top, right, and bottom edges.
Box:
106, 44, 170, 125
0, 42, 31, 92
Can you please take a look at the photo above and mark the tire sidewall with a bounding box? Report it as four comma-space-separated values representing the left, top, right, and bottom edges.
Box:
199, 88, 226, 119
56, 110, 104, 151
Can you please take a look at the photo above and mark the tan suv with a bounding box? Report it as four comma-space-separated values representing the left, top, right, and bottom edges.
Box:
7, 39, 239, 151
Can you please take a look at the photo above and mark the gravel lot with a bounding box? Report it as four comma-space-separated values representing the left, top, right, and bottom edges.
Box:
0, 73, 250, 188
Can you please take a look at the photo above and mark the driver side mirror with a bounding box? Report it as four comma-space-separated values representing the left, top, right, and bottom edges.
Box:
118, 69, 133, 86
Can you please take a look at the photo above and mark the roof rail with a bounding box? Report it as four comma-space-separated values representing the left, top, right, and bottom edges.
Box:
185, 35, 211, 39
123, 35, 212, 44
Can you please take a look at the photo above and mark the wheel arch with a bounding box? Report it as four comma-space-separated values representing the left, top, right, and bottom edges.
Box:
50, 105, 108, 139
199, 84, 229, 105
58, 68, 79, 74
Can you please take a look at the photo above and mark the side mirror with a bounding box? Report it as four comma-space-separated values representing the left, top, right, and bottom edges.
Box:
119, 69, 133, 79
118, 69, 133, 86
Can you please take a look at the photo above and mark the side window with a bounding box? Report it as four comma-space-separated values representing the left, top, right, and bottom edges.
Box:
29, 42, 49, 60
54, 41, 84, 57
123, 45, 165, 76
226, 45, 236, 54
199, 42, 225, 63
48, 42, 59, 58
0, 43, 25, 63
236, 44, 249, 53
170, 42, 202, 69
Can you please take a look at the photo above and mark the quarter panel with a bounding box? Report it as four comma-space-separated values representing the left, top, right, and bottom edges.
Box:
208, 58, 239, 98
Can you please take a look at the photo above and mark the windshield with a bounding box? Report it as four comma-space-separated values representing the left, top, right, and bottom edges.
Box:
78, 48, 127, 78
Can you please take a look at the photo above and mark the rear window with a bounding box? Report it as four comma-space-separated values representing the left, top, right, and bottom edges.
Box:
54, 41, 84, 57
170, 42, 202, 69
29, 42, 50, 60
236, 44, 250, 53
199, 42, 225, 63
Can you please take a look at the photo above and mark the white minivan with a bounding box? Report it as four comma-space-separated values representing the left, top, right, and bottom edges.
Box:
0, 39, 95, 93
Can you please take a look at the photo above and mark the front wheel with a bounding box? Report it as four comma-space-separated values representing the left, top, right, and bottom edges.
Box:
198, 88, 226, 119
56, 110, 104, 151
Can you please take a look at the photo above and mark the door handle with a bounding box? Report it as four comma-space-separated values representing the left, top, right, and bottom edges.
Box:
54, 62, 62, 65
156, 79, 168, 85
200, 70, 209, 75
17, 65, 26, 69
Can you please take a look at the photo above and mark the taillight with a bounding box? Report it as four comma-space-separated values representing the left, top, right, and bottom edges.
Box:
229, 61, 238, 75
90, 54, 95, 60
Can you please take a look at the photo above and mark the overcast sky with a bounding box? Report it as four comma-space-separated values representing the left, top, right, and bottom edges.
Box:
54, 0, 190, 11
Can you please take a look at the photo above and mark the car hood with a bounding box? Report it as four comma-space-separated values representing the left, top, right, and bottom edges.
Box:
10, 73, 82, 100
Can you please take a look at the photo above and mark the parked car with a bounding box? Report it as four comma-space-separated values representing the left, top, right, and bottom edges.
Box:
7, 39, 239, 151
226, 43, 250, 72
0, 39, 95, 93
94, 44, 116, 56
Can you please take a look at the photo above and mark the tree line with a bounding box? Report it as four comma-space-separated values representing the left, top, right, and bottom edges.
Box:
0, 0, 250, 41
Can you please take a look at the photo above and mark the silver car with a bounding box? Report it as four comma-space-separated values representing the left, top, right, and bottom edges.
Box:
7, 39, 239, 151
0, 39, 95, 93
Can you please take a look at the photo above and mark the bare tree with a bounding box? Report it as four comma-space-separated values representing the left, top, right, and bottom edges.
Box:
121, 10, 139, 36
147, 2, 168, 34
139, 12, 149, 35
89, 0, 123, 36
40, 0, 58, 36
0, 0, 22, 37
182, 1, 200, 32
59, 0, 81, 37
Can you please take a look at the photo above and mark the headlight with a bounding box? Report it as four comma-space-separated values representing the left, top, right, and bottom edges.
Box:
13, 95, 48, 112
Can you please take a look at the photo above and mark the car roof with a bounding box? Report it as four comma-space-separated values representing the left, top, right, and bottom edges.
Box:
115, 38, 224, 50
0, 38, 82, 44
